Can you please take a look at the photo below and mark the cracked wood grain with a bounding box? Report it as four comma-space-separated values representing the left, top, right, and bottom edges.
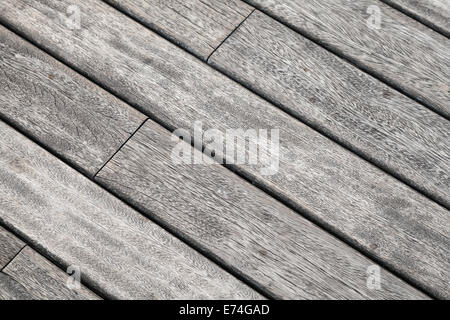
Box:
96, 120, 428, 300
208, 10, 450, 209
0, 120, 261, 300
0, 25, 146, 177
1, 247, 99, 300
242, 0, 450, 118
1, 0, 448, 298
381, 0, 450, 37
104, 0, 253, 60
0, 226, 24, 270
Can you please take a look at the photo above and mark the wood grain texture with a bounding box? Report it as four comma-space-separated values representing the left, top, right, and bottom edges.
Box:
0, 272, 33, 300
0, 120, 261, 300
97, 121, 428, 300
242, 0, 450, 118
2, 247, 99, 300
2, 0, 448, 298
0, 226, 24, 270
104, 0, 253, 60
381, 0, 450, 37
0, 26, 146, 177
209, 10, 450, 209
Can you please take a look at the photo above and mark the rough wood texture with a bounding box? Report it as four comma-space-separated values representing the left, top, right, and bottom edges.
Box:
0, 226, 24, 270
381, 0, 450, 37
0, 26, 146, 177
243, 0, 450, 118
0, 120, 260, 300
97, 121, 428, 300
209, 11, 450, 209
1, 247, 99, 300
104, 0, 253, 60
2, 0, 448, 298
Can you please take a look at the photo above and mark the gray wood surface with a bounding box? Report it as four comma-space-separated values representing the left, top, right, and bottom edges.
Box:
0, 120, 261, 300
209, 10, 450, 209
104, 0, 253, 60
1, 246, 99, 300
381, 0, 450, 37
0, 25, 146, 177
0, 226, 24, 270
2, 0, 448, 298
97, 121, 428, 300
242, 0, 450, 118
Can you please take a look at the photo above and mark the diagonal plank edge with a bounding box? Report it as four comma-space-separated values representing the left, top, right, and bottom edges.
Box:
1, 0, 448, 298
0, 119, 261, 300
0, 226, 25, 270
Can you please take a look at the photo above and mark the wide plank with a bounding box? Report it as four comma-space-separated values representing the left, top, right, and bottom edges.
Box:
381, 0, 450, 37
104, 0, 253, 60
2, 0, 448, 298
0, 120, 260, 300
0, 25, 146, 177
97, 121, 428, 300
2, 247, 99, 300
0, 226, 24, 270
209, 10, 450, 209
242, 0, 450, 118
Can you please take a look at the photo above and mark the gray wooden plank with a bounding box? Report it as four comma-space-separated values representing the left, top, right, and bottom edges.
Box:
0, 25, 146, 177
2, 246, 99, 300
104, 0, 253, 60
209, 10, 450, 210
381, 0, 450, 37
0, 226, 24, 270
0, 120, 261, 300
0, 272, 33, 300
97, 121, 428, 300
242, 0, 450, 118
2, 0, 448, 298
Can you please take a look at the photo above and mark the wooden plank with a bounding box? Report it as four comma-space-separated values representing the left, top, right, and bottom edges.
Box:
209, 10, 450, 209
381, 0, 450, 37
0, 26, 146, 177
242, 0, 450, 118
0, 120, 261, 300
2, 247, 99, 300
2, 0, 447, 298
0, 273, 33, 300
104, 0, 253, 60
97, 121, 428, 299
0, 226, 24, 270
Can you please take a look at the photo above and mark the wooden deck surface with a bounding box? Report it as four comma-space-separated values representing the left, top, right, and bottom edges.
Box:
0, 0, 448, 300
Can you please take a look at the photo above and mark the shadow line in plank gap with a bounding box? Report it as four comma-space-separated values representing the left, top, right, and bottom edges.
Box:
0, 19, 436, 300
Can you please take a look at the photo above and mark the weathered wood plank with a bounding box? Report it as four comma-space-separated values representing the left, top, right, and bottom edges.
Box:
209, 10, 450, 209
97, 121, 428, 300
0, 226, 24, 270
0, 120, 261, 300
2, 247, 99, 300
104, 0, 253, 60
381, 0, 450, 37
0, 26, 146, 177
242, 0, 450, 118
2, 0, 448, 298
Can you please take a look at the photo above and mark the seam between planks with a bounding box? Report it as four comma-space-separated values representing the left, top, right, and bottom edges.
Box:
206, 8, 256, 63
0, 21, 435, 299
379, 0, 450, 39
0, 245, 27, 273
239, 1, 449, 121
101, 1, 450, 211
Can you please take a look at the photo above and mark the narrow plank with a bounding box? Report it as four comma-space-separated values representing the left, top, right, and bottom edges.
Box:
242, 0, 450, 118
209, 11, 450, 209
0, 26, 146, 177
2, 0, 448, 298
0, 226, 24, 270
0, 120, 261, 300
2, 247, 99, 300
104, 0, 253, 60
381, 0, 450, 37
97, 121, 428, 300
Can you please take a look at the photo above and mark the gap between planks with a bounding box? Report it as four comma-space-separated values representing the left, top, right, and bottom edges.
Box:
0, 18, 437, 299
